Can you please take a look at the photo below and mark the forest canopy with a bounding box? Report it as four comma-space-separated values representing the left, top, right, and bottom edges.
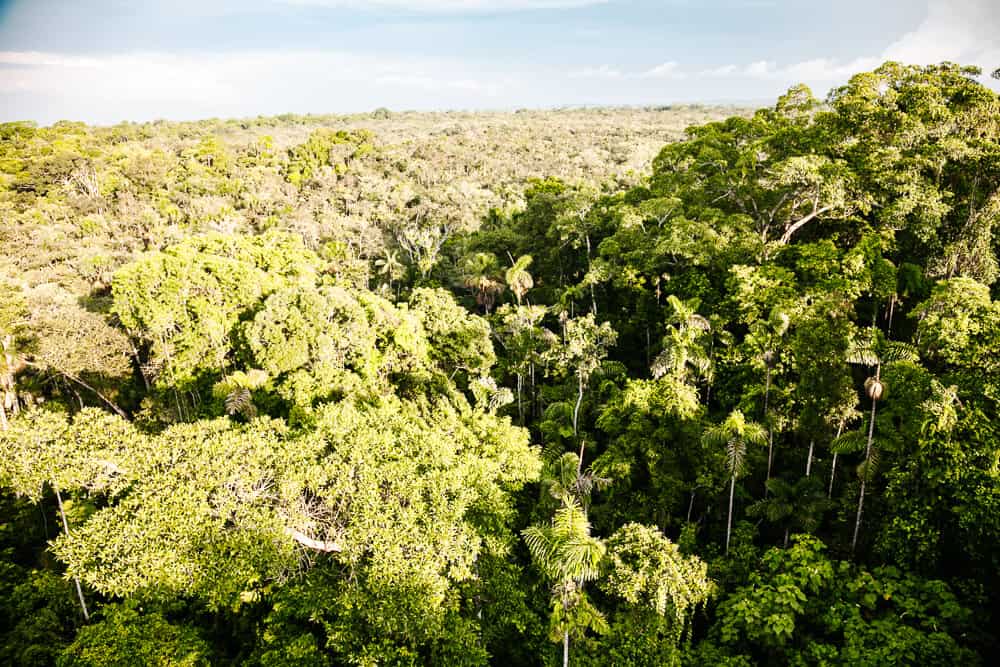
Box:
2, 61, 999, 665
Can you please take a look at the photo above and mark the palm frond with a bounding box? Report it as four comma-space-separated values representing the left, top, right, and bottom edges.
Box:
830, 430, 867, 454
701, 425, 730, 448
726, 438, 747, 477
688, 314, 711, 331
856, 448, 880, 482
742, 422, 768, 447
225, 387, 256, 419
847, 344, 879, 366
881, 341, 918, 364
522, 524, 558, 576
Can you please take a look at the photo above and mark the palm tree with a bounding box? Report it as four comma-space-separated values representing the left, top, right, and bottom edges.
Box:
374, 248, 403, 298
543, 450, 611, 513
841, 335, 918, 554
461, 252, 505, 314
749, 308, 790, 492
523, 501, 606, 667
652, 295, 712, 386
505, 254, 534, 305
702, 410, 767, 553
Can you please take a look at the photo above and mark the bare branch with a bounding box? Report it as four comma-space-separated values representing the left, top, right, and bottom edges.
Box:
285, 527, 342, 553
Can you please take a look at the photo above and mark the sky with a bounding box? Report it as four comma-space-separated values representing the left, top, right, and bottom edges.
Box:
0, 0, 997, 125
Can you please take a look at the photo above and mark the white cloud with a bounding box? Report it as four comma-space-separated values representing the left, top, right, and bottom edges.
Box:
703, 64, 738, 77
570, 64, 623, 79
0, 49, 510, 121
638, 61, 685, 79
281, 0, 608, 11
710, 0, 999, 86
744, 60, 773, 77
579, 0, 999, 94
0, 51, 104, 68
883, 0, 999, 71
571, 61, 687, 80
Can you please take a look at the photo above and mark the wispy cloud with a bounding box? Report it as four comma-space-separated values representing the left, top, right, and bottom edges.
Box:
569, 64, 622, 79
638, 61, 685, 79
0, 49, 510, 121
572, 61, 686, 80
715, 0, 999, 85
573, 0, 999, 92
280, 0, 609, 11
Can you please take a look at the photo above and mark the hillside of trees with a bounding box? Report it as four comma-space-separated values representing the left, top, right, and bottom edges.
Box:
1, 61, 999, 666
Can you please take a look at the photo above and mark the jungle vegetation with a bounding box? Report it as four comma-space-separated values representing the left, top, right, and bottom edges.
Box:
1, 61, 999, 666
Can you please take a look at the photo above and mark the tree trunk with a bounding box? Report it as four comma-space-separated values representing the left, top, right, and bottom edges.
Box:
563, 628, 569, 667
886, 294, 896, 337
530, 362, 537, 420
852, 398, 878, 554
646, 326, 650, 367
764, 366, 773, 497
852, 476, 867, 556
778, 205, 834, 245
516, 373, 524, 425
805, 440, 814, 477
828, 453, 838, 497
0, 399, 7, 431
726, 473, 736, 553
572, 375, 584, 438
687, 490, 696, 523
54, 489, 90, 621
828, 421, 844, 498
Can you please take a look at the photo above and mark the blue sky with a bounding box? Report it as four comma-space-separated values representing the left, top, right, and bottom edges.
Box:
0, 0, 997, 124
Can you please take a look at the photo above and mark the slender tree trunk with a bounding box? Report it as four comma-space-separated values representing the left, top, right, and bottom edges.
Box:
828, 453, 838, 497
572, 375, 584, 438
563, 628, 569, 667
852, 398, 878, 554
886, 294, 896, 337
783, 527, 790, 548
516, 373, 524, 425
828, 421, 844, 498
726, 473, 736, 553
764, 366, 773, 497
0, 399, 7, 431
54, 489, 90, 621
852, 476, 867, 555
646, 326, 650, 367
530, 362, 536, 420
687, 490, 696, 523
805, 440, 814, 477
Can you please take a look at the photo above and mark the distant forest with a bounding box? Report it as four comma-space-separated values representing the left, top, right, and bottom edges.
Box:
2, 62, 999, 666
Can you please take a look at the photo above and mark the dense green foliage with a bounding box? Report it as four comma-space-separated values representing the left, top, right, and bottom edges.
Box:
2, 62, 1000, 665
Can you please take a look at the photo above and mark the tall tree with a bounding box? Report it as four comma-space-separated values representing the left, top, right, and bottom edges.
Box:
702, 410, 767, 553
505, 254, 535, 306
522, 501, 606, 667
546, 313, 617, 440
839, 334, 919, 553
746, 307, 790, 489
